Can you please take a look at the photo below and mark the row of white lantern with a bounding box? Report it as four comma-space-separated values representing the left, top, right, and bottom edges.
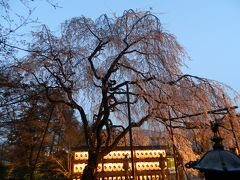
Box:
135, 150, 166, 159
74, 163, 132, 173
74, 161, 167, 173
74, 152, 88, 160
73, 163, 87, 173
74, 149, 166, 161
97, 176, 161, 180
104, 151, 131, 160
138, 175, 161, 180
136, 162, 160, 171
100, 163, 128, 172
98, 177, 133, 180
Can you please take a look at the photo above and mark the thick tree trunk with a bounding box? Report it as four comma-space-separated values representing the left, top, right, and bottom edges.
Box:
81, 166, 96, 180
81, 152, 98, 180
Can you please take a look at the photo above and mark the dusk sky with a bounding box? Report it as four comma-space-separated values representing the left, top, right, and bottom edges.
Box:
12, 0, 240, 94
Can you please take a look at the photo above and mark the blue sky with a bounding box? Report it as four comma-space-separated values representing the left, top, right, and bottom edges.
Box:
12, 0, 240, 93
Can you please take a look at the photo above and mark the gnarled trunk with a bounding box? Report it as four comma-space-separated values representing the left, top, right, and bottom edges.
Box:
81, 151, 98, 180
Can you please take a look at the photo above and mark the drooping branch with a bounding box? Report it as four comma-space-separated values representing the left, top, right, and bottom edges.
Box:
155, 106, 238, 123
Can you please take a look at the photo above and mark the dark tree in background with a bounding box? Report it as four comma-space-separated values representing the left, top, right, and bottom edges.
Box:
0, 1, 84, 178
0, 70, 84, 178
